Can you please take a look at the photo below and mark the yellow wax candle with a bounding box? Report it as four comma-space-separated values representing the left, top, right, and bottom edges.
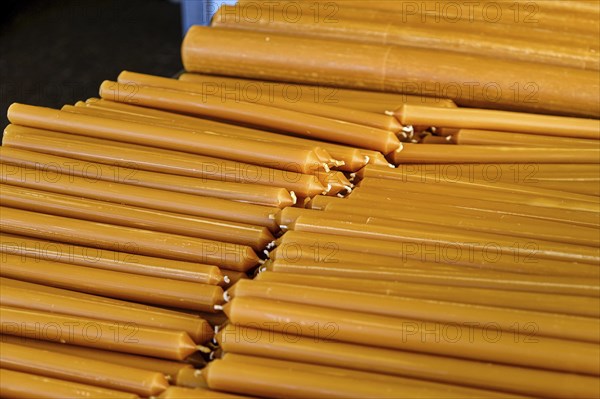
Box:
0, 368, 139, 399
0, 278, 213, 343
0, 206, 260, 271
217, 324, 599, 399
255, 271, 599, 318
1, 253, 224, 313
0, 341, 169, 396
0, 306, 199, 360
223, 297, 600, 374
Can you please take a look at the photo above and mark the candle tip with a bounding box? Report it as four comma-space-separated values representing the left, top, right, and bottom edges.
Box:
196, 345, 212, 354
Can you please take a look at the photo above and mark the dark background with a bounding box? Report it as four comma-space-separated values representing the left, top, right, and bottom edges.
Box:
0, 0, 183, 132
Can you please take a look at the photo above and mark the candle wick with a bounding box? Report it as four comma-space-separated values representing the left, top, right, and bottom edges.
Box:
290, 191, 297, 205
196, 345, 212, 354
214, 304, 224, 311
223, 291, 231, 302
344, 185, 353, 194
322, 163, 330, 173
323, 183, 332, 195
223, 275, 231, 284
364, 155, 370, 164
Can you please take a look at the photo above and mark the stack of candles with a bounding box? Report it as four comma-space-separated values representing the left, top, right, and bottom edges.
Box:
1, 0, 599, 398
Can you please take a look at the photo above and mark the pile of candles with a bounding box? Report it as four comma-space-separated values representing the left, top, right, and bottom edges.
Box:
1, 1, 599, 398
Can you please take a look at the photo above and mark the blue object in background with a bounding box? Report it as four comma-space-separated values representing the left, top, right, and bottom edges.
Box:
181, 0, 238, 34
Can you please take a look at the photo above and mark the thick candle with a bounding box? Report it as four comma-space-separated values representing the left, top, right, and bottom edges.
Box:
390, 143, 600, 165
82, 99, 368, 172
0, 335, 194, 381
0, 278, 213, 343
217, 324, 599, 399
1, 183, 273, 251
118, 71, 403, 132
213, 4, 599, 70
3, 124, 326, 197
320, 200, 600, 248
289, 215, 600, 265
0, 233, 224, 285
0, 306, 198, 360
1, 146, 294, 208
0, 341, 168, 396
224, 353, 514, 398
228, 280, 599, 342
345, 189, 599, 229
178, 72, 458, 111
396, 104, 600, 139
264, 256, 600, 293
0, 368, 139, 399
1, 163, 279, 232
6, 103, 327, 174
255, 271, 600, 317
99, 81, 401, 154
223, 297, 600, 374
181, 26, 600, 117
203, 357, 477, 399
452, 129, 599, 147
0, 207, 260, 271
1, 253, 224, 312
